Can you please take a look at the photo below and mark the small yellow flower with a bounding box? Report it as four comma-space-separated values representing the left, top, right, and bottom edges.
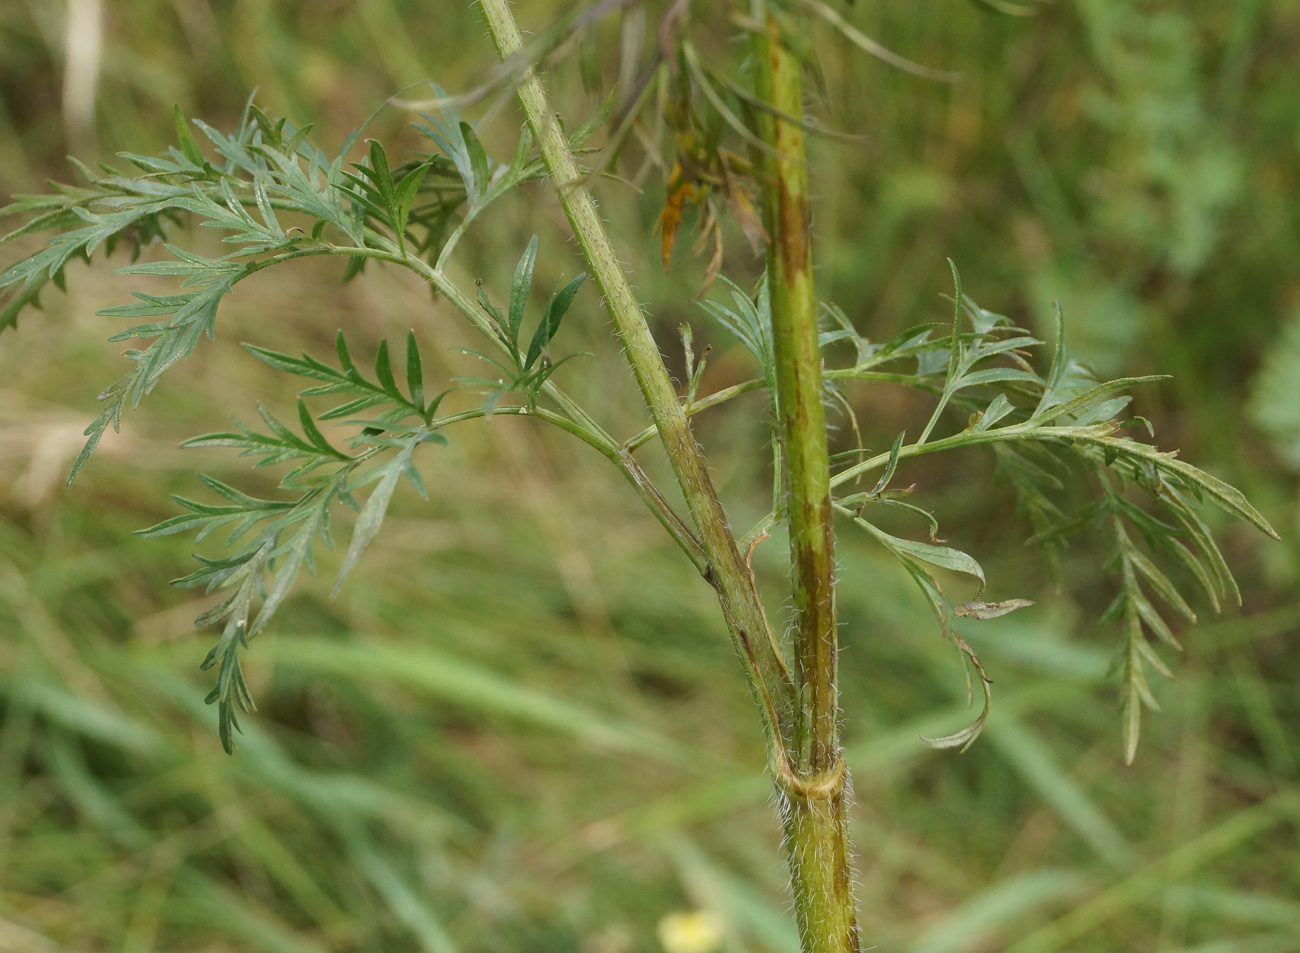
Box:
656, 909, 724, 953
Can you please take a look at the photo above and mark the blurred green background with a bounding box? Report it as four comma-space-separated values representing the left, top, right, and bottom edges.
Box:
1, 1, 1298, 951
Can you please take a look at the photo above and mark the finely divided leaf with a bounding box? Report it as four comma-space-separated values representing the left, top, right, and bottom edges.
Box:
333, 435, 424, 596
245, 332, 431, 426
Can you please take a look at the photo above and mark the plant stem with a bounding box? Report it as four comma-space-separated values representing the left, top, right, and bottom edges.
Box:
321, 239, 710, 568
478, 0, 796, 751
753, 12, 860, 952
622, 378, 769, 451
428, 404, 708, 571
755, 14, 837, 778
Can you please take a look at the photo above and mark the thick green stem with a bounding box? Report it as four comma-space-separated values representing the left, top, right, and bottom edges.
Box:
755, 13, 837, 777
754, 14, 860, 953
478, 0, 796, 750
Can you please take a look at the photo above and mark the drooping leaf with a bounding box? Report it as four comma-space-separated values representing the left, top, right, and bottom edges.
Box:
953, 599, 1035, 620
920, 648, 992, 752
69, 275, 243, 484
1153, 455, 1279, 540
849, 510, 995, 750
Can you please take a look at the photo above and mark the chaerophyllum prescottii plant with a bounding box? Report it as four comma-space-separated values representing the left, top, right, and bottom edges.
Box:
0, 2, 1278, 950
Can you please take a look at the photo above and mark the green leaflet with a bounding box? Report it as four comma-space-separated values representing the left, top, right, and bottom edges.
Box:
509, 235, 540, 353
332, 434, 428, 597
459, 237, 588, 413
526, 272, 587, 371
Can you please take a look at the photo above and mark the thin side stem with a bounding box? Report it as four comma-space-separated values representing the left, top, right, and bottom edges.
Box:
621, 378, 768, 451
432, 405, 708, 571
754, 13, 860, 953
621, 370, 936, 453
321, 240, 707, 568
828, 419, 1121, 489
478, 0, 797, 753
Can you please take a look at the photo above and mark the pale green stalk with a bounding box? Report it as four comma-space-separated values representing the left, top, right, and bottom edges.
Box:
477, 0, 796, 751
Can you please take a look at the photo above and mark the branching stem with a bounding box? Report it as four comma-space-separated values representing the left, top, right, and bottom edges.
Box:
620, 370, 937, 453
829, 419, 1120, 489
254, 237, 706, 568
430, 404, 707, 570
478, 0, 797, 754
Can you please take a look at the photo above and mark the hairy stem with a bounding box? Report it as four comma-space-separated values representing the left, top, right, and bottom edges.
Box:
755, 12, 837, 777
754, 13, 859, 953
477, 0, 796, 750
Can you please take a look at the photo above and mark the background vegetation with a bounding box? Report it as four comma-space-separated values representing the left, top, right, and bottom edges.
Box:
1, 1, 1297, 950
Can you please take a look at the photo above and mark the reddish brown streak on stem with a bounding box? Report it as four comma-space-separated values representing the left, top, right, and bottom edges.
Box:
757, 14, 860, 952
762, 16, 837, 775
